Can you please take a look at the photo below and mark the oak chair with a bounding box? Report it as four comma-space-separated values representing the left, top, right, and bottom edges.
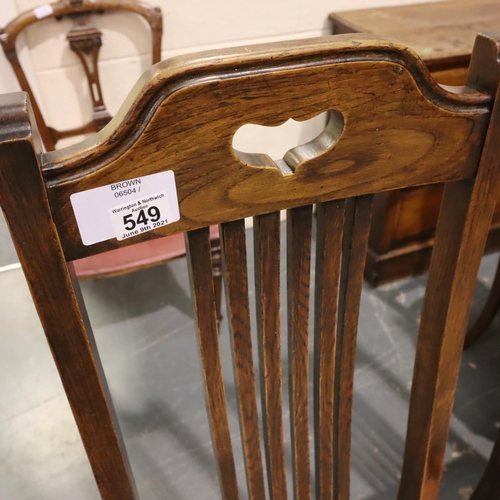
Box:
0, 0, 223, 318
1, 32, 500, 500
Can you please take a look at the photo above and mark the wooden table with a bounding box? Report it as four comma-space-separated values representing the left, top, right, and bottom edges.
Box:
330, 0, 500, 286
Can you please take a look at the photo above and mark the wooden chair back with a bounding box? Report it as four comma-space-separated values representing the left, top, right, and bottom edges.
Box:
1, 33, 500, 500
0, 0, 163, 151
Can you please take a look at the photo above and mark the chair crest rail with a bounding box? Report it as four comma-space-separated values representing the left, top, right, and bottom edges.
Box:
1, 34, 496, 262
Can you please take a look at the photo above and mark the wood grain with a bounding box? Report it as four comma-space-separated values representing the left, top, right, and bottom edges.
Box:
335, 195, 374, 499
40, 34, 490, 261
313, 200, 346, 500
2, 32, 500, 500
287, 205, 313, 500
330, 0, 500, 287
220, 220, 266, 500
254, 212, 288, 500
398, 33, 500, 500
329, 0, 500, 71
0, 93, 138, 500
185, 227, 240, 500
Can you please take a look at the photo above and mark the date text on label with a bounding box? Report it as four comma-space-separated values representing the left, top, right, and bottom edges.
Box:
109, 192, 173, 241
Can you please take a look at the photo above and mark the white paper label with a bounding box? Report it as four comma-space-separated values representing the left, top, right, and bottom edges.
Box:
70, 171, 180, 246
109, 191, 173, 241
33, 4, 54, 19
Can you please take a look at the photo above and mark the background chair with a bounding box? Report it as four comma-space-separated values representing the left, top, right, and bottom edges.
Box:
1, 32, 500, 500
0, 0, 222, 320
0, 0, 163, 151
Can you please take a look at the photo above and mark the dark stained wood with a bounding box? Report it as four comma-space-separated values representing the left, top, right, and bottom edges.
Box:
185, 227, 240, 500
253, 212, 288, 500
220, 220, 266, 500
40, 35, 491, 261
461, 28, 500, 348
287, 205, 313, 500
365, 222, 500, 286
330, 0, 500, 286
365, 184, 444, 286
0, 0, 163, 151
1, 32, 500, 500
335, 195, 374, 499
66, 23, 112, 131
0, 93, 138, 500
313, 200, 346, 500
398, 33, 500, 500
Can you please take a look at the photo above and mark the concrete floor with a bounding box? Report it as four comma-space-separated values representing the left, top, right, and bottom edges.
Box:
0, 223, 499, 500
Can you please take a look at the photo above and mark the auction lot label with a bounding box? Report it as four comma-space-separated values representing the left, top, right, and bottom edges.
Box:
70, 171, 180, 246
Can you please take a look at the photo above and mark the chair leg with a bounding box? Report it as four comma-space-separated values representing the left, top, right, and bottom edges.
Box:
464, 255, 500, 348
471, 429, 500, 500
210, 237, 223, 323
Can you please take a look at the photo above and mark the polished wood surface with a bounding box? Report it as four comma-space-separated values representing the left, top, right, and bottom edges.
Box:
1, 32, 500, 499
336, 195, 374, 498
330, 0, 500, 71
330, 0, 500, 286
220, 219, 266, 500
254, 211, 288, 500
313, 200, 344, 500
287, 205, 313, 500
460, 34, 500, 500
0, 95, 138, 499
186, 228, 239, 500
42, 35, 490, 260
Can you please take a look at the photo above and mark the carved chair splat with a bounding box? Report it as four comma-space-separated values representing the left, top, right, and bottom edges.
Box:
0, 0, 163, 151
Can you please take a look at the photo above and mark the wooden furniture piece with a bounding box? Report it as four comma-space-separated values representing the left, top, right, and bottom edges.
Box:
330, 0, 500, 287
0, 0, 223, 318
0, 0, 163, 151
1, 32, 500, 500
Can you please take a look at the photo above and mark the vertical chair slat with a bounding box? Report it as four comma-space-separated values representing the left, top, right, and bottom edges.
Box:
397, 82, 500, 499
287, 205, 313, 500
186, 228, 240, 500
398, 180, 500, 500
254, 212, 288, 500
220, 219, 267, 500
335, 195, 374, 500
313, 200, 346, 500
396, 32, 500, 500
